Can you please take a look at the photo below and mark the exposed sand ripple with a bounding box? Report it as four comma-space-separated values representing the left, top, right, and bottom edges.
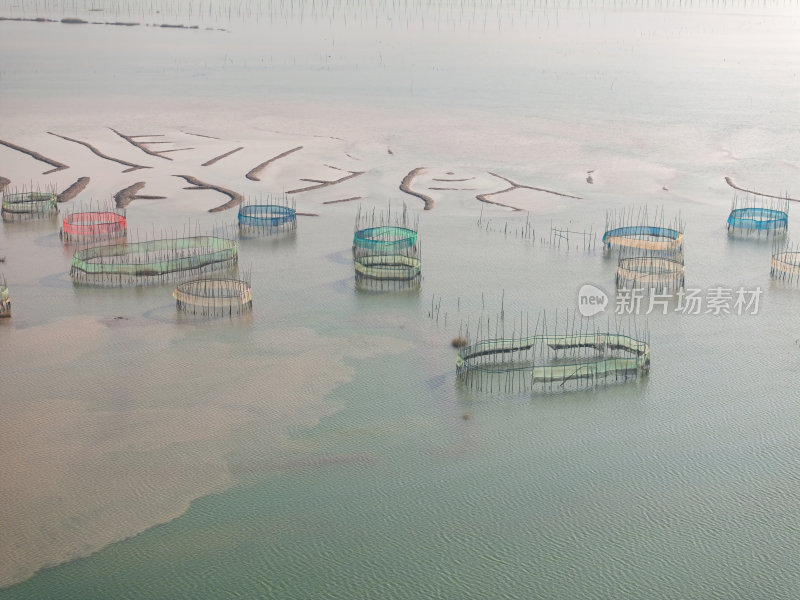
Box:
477, 172, 582, 210
488, 172, 582, 199
173, 174, 243, 212
287, 168, 364, 194
110, 128, 185, 161
48, 131, 149, 173
114, 182, 166, 209
724, 176, 799, 202
400, 167, 434, 210
202, 147, 243, 167
245, 146, 304, 181
57, 177, 90, 203
323, 196, 363, 205
182, 131, 221, 140
0, 176, 10, 192
0, 138, 68, 174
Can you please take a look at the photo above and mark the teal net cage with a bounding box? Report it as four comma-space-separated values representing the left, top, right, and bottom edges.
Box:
727, 193, 788, 235
603, 208, 684, 252
70, 234, 238, 286
1, 189, 58, 221
353, 205, 421, 291
238, 197, 297, 236
454, 312, 650, 394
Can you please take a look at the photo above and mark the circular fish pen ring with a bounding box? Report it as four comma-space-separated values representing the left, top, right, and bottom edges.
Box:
238, 204, 297, 233
354, 254, 421, 281
727, 207, 788, 232
173, 277, 252, 316
616, 256, 685, 289
61, 211, 127, 241
771, 251, 800, 281
70, 235, 238, 286
1, 191, 58, 219
602, 225, 683, 251
353, 226, 418, 252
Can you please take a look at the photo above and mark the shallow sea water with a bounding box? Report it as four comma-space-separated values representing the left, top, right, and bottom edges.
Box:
1, 1, 800, 598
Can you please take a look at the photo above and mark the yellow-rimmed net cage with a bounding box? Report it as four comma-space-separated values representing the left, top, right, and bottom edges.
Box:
173, 277, 252, 316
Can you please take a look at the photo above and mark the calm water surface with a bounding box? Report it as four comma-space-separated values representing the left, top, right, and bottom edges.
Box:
1, 1, 799, 598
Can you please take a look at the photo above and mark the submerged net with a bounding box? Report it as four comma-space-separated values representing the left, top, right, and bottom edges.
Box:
70, 235, 238, 286
615, 252, 685, 292
354, 254, 421, 290
456, 331, 650, 393
1, 191, 58, 220
61, 210, 127, 242
173, 277, 252, 316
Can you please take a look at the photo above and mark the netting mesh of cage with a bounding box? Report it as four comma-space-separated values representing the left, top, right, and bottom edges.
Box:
70, 234, 238, 286
727, 193, 788, 235
61, 208, 127, 242
602, 207, 684, 252
454, 311, 650, 394
1, 189, 58, 220
353, 204, 421, 291
173, 277, 253, 316
238, 197, 297, 235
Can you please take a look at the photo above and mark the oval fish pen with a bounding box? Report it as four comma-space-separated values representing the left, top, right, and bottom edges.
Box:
456, 332, 650, 393
70, 235, 238, 286
353, 226, 418, 253
173, 277, 252, 316
61, 209, 127, 242
238, 204, 297, 235
727, 207, 788, 234
616, 254, 685, 292
354, 254, 422, 290
602, 225, 683, 252
0, 278, 10, 318
1, 191, 58, 221
770, 242, 800, 284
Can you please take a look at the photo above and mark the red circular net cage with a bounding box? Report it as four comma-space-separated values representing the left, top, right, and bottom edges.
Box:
61, 211, 127, 240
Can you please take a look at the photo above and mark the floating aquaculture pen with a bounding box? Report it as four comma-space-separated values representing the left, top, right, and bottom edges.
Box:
727, 193, 788, 236
173, 276, 252, 316
353, 204, 421, 291
1, 187, 58, 221
238, 196, 297, 236
0, 276, 10, 318
70, 233, 238, 286
455, 311, 649, 394
603, 207, 684, 252
770, 239, 800, 285
615, 247, 685, 293
61, 205, 127, 242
